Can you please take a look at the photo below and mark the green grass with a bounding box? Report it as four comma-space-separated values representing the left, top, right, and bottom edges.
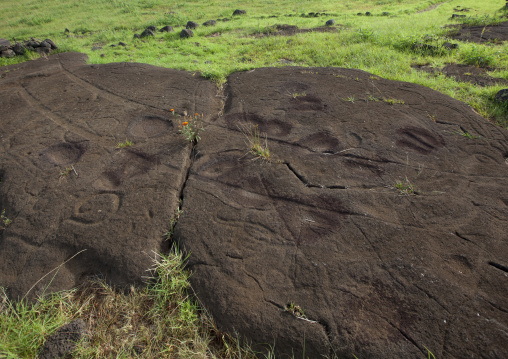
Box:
0, 247, 260, 358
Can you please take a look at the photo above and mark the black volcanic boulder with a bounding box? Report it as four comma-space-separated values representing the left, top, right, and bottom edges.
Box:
174, 67, 508, 358
203, 20, 217, 26
233, 9, 246, 16
160, 25, 174, 32
180, 29, 194, 38
186, 21, 199, 29
1, 55, 507, 359
495, 89, 508, 104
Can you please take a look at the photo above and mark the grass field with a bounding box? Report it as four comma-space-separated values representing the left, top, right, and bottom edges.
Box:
1, 0, 508, 357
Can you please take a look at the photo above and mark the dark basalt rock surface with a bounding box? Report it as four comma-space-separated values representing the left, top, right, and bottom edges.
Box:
1, 53, 507, 359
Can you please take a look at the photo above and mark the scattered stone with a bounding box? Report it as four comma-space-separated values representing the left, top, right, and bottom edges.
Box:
118, 42, 127, 46
442, 42, 459, 50
160, 25, 174, 32
365, 11, 372, 16
495, 89, 508, 103
0, 38, 58, 58
0, 49, 15, 58
411, 42, 439, 53
38, 319, 87, 359
133, 34, 141, 39
140, 28, 155, 38
64, 28, 70, 34
180, 29, 194, 38
357, 12, 363, 16
451, 14, 466, 19
44, 39, 58, 49
146, 25, 157, 32
100, 53, 105, 58
382, 12, 390, 16
0, 39, 10, 51
203, 20, 217, 26
186, 21, 199, 29
12, 43, 26, 55
205, 60, 212, 64
91, 46, 103, 51
232, 9, 246, 16
325, 19, 335, 26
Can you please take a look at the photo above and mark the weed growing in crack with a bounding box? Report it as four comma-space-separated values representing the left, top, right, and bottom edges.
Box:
292, 92, 306, 98
394, 176, 417, 195
116, 139, 133, 149
164, 206, 183, 241
344, 95, 356, 103
456, 130, 479, 139
383, 97, 405, 105
284, 302, 306, 318
1, 209, 11, 230
179, 113, 204, 143
240, 123, 271, 161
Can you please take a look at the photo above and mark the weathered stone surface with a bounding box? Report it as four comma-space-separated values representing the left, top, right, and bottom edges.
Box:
1, 49, 15, 58
175, 67, 508, 358
38, 319, 87, 359
160, 25, 174, 32
1, 55, 508, 359
140, 28, 155, 38
186, 21, 199, 29
203, 20, 217, 26
233, 9, 246, 16
180, 29, 194, 38
325, 19, 335, 26
495, 89, 508, 103
0, 52, 219, 300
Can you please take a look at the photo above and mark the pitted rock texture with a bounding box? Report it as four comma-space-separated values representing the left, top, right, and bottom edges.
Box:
0, 52, 219, 300
1, 55, 508, 359
38, 319, 87, 359
175, 68, 508, 358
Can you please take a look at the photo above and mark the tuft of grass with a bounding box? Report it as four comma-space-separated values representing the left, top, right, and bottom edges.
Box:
383, 97, 405, 105
0, 246, 262, 358
241, 123, 271, 161
394, 177, 416, 195
455, 130, 479, 139
116, 139, 134, 149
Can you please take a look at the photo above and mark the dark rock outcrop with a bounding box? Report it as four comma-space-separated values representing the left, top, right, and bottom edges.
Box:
233, 9, 246, 16
203, 20, 217, 26
1, 53, 507, 359
38, 319, 87, 359
325, 19, 335, 26
495, 89, 508, 103
186, 21, 199, 29
180, 29, 194, 38
160, 25, 174, 32
0, 38, 57, 58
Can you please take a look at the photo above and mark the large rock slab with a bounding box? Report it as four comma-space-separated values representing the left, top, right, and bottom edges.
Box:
175, 67, 508, 358
0, 53, 219, 299
1, 55, 508, 358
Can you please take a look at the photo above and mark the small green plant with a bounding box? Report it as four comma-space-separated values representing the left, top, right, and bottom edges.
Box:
178, 113, 204, 143
164, 206, 183, 240
367, 94, 380, 102
241, 123, 271, 161
115, 139, 133, 149
394, 177, 416, 195
460, 45, 495, 67
1, 209, 12, 230
383, 98, 405, 105
423, 346, 436, 359
456, 130, 479, 139
344, 95, 356, 103
292, 92, 306, 98
284, 302, 306, 318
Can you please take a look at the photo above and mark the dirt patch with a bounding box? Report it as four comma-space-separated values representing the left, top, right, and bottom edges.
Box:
449, 20, 508, 43
412, 63, 508, 86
